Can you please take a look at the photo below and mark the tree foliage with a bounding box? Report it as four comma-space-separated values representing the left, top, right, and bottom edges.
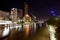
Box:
47, 17, 60, 25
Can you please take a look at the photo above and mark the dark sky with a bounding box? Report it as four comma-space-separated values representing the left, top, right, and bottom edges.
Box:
0, 0, 60, 18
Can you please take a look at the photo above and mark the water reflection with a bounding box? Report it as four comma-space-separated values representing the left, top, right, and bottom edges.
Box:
2, 27, 10, 37
24, 27, 30, 37
0, 23, 40, 40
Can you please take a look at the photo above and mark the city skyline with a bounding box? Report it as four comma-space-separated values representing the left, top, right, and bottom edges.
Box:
0, 0, 60, 17
0, 0, 60, 40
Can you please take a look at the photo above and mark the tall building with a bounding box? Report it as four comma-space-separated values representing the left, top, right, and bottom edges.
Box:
0, 11, 4, 20
0, 10, 9, 20
24, 2, 28, 14
17, 9, 23, 19
4, 12, 9, 20
10, 8, 17, 22
23, 2, 31, 22
23, 2, 32, 36
23, 14, 31, 22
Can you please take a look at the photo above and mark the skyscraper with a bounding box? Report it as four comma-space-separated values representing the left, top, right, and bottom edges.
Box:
23, 2, 31, 22
24, 2, 28, 14
17, 9, 23, 19
10, 8, 17, 22
23, 2, 32, 37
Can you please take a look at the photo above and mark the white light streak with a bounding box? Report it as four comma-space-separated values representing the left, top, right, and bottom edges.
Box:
2, 27, 10, 37
49, 25, 57, 40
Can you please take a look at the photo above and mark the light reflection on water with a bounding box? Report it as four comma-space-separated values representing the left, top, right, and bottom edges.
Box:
24, 27, 34, 37
24, 26, 30, 37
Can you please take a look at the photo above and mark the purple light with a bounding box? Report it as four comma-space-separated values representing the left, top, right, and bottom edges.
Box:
53, 14, 55, 16
51, 11, 54, 13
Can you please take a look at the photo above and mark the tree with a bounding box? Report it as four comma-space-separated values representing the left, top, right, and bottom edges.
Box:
47, 17, 59, 25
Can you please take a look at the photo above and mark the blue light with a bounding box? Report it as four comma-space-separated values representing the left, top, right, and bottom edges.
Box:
51, 11, 54, 13
49, 9, 56, 16
53, 14, 55, 16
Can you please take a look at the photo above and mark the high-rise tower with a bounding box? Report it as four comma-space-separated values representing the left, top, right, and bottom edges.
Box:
17, 9, 23, 19
23, 2, 31, 22
10, 8, 17, 22
24, 2, 28, 14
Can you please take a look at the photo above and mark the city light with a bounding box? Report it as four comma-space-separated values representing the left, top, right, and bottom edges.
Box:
49, 25, 57, 40
2, 27, 10, 37
0, 1, 52, 40
51, 11, 54, 13
49, 10, 56, 16
53, 14, 56, 16
24, 24, 30, 37
26, 14, 29, 17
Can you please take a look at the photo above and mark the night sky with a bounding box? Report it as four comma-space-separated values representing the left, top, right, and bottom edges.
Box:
0, 0, 60, 18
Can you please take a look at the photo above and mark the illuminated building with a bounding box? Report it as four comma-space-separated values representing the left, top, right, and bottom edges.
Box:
23, 2, 32, 37
10, 8, 17, 22
17, 9, 23, 19
0, 11, 4, 20
24, 2, 28, 15
23, 2, 32, 22
23, 14, 31, 22
4, 12, 9, 20
0, 10, 9, 20
0, 1, 38, 38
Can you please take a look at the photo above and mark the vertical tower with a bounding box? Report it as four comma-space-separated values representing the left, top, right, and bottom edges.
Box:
23, 2, 31, 22
24, 2, 28, 14
4, 12, 9, 20
10, 8, 17, 22
17, 9, 23, 19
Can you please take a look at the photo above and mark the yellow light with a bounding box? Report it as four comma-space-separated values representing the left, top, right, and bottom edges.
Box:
26, 14, 29, 17
24, 24, 30, 37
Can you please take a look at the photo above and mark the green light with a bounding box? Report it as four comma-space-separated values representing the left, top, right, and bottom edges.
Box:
55, 18, 59, 21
